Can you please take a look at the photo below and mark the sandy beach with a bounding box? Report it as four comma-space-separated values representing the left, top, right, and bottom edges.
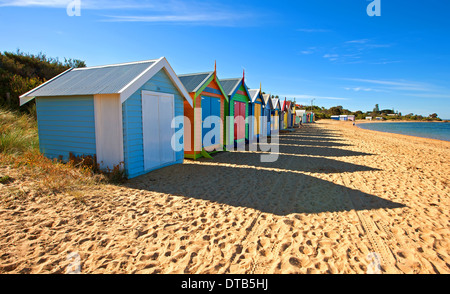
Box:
0, 120, 449, 274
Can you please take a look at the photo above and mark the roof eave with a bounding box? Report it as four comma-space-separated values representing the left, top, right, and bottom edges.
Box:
19, 68, 74, 106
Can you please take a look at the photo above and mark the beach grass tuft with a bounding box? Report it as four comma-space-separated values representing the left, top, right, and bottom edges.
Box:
0, 107, 39, 155
0, 106, 126, 204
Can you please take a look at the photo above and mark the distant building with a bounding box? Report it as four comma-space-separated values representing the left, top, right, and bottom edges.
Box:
331, 115, 354, 121
365, 117, 373, 121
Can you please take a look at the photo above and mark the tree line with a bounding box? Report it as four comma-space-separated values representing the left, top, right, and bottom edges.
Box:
0, 50, 86, 110
297, 104, 442, 121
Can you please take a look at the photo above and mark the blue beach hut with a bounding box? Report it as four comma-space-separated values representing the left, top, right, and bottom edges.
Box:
248, 88, 265, 143
20, 58, 193, 179
271, 98, 281, 134
262, 93, 273, 137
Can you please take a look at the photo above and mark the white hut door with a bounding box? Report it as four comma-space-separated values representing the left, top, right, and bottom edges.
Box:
142, 92, 175, 171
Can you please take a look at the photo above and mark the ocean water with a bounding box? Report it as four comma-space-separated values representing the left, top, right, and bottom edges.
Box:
357, 122, 450, 141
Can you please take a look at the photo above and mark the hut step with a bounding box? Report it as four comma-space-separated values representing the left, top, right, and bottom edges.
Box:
201, 148, 213, 159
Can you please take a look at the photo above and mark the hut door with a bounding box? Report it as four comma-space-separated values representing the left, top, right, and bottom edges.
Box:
266, 109, 271, 136
255, 105, 261, 136
142, 92, 175, 171
234, 101, 245, 141
201, 96, 221, 147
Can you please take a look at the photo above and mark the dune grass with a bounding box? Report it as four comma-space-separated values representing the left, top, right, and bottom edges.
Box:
0, 106, 108, 203
0, 106, 39, 155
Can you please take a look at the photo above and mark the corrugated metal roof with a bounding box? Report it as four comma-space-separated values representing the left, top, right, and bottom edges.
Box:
263, 94, 273, 108
271, 98, 280, 109
248, 89, 258, 102
178, 72, 213, 93
219, 78, 242, 96
24, 60, 156, 97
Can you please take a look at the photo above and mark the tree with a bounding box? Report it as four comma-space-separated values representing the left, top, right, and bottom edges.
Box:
373, 104, 380, 114
429, 113, 438, 119
0, 50, 86, 109
329, 106, 343, 115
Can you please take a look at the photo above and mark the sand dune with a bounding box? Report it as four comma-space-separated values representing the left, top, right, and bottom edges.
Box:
0, 120, 449, 274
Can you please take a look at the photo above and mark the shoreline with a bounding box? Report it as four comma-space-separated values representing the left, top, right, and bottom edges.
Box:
355, 119, 447, 124
351, 120, 449, 143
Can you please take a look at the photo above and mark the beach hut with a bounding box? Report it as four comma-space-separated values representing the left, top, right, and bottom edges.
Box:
294, 104, 301, 125
262, 94, 273, 137
340, 115, 348, 121
248, 88, 265, 142
331, 115, 340, 121
219, 75, 251, 148
178, 65, 229, 159
280, 98, 287, 130
281, 99, 291, 129
286, 101, 292, 128
19, 58, 193, 179
296, 109, 306, 124
291, 103, 297, 127
271, 98, 281, 134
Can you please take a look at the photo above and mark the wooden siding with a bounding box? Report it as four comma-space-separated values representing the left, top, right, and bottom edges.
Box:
122, 69, 184, 179
226, 83, 249, 147
36, 96, 96, 161
185, 78, 226, 159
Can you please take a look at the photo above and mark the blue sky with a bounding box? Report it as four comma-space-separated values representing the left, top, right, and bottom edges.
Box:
1, 0, 450, 118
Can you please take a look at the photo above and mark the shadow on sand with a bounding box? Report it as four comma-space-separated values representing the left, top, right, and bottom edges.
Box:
126, 126, 404, 216
126, 163, 405, 216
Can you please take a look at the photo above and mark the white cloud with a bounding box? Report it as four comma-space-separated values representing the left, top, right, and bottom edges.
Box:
403, 93, 450, 99
0, 0, 69, 7
297, 28, 331, 33
103, 13, 241, 24
323, 54, 339, 61
0, 0, 256, 25
343, 78, 425, 88
345, 39, 370, 44
341, 78, 450, 101
280, 94, 350, 101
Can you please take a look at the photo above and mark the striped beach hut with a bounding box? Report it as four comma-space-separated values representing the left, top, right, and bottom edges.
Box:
291, 103, 298, 127
281, 99, 291, 129
19, 58, 193, 179
220, 76, 251, 148
287, 101, 294, 128
262, 93, 273, 137
271, 98, 281, 134
178, 66, 229, 159
248, 88, 265, 143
